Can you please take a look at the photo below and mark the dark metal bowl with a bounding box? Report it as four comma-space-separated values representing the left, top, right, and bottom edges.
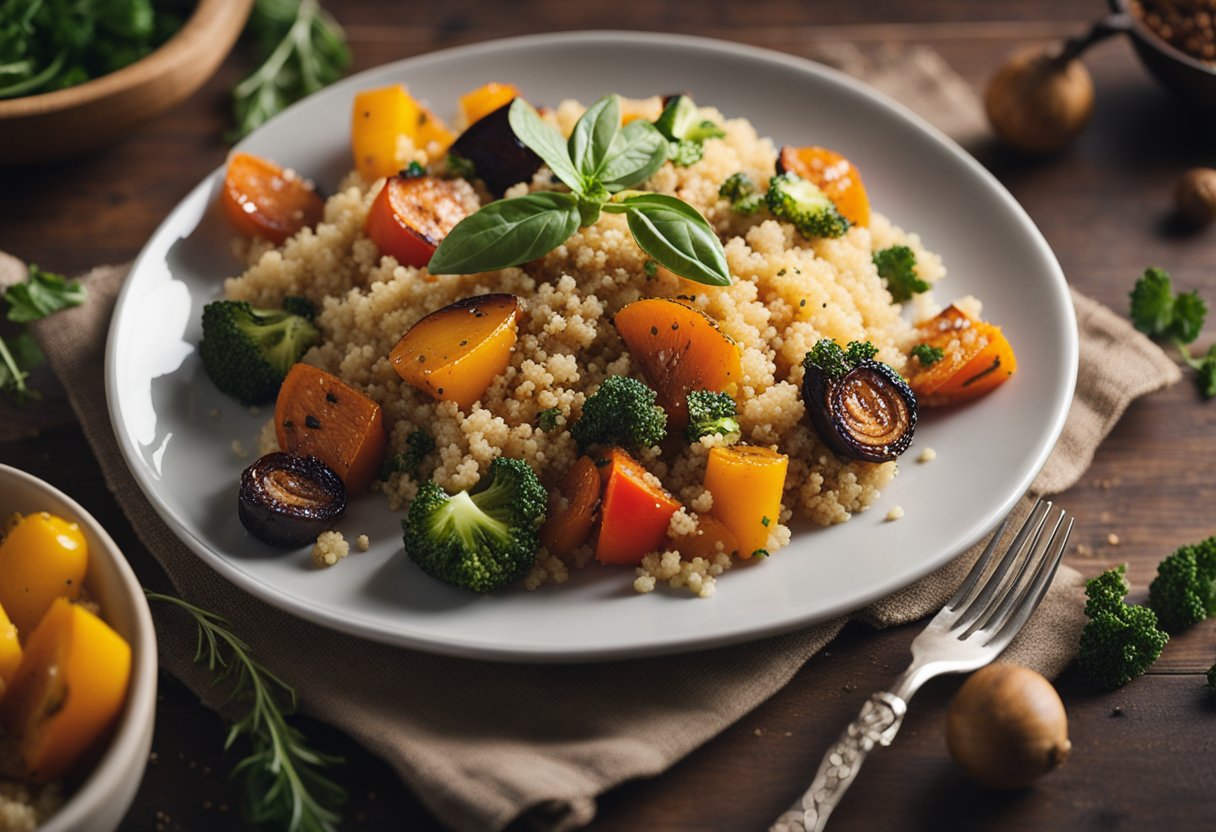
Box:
1109, 0, 1216, 108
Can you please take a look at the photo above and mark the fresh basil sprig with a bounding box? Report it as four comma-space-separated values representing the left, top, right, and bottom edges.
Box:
429, 95, 731, 287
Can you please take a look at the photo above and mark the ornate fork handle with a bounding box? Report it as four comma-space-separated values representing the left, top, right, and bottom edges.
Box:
769, 691, 908, 832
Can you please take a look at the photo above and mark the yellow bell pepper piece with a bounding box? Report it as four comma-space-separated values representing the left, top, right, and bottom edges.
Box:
0, 598, 131, 782
459, 82, 520, 126
0, 511, 87, 638
0, 602, 21, 689
704, 445, 789, 558
352, 85, 421, 181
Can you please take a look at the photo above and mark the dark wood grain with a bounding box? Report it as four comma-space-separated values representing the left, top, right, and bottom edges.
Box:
2, 1, 1214, 830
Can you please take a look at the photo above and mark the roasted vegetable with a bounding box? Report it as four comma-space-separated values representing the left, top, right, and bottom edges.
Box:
363, 174, 477, 269
613, 298, 742, 429
653, 94, 725, 167
676, 515, 739, 561
703, 445, 788, 558
448, 100, 543, 197
0, 602, 22, 685
351, 84, 454, 180
802, 339, 916, 463
570, 375, 667, 451
596, 448, 682, 565
904, 305, 1017, 406
459, 82, 521, 127
275, 363, 387, 494
0, 511, 87, 638
1147, 536, 1216, 633
389, 293, 523, 409
685, 389, 740, 444
221, 153, 325, 245
539, 455, 601, 557
199, 299, 321, 406
718, 172, 763, 215
0, 598, 130, 782
776, 145, 871, 228
766, 171, 850, 239
403, 457, 547, 592
1077, 565, 1168, 690
238, 452, 347, 548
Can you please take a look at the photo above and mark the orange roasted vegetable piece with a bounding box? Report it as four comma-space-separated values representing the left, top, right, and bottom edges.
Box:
905, 305, 1018, 406
390, 294, 523, 410
777, 146, 871, 228
0, 598, 131, 782
675, 514, 739, 561
460, 82, 521, 126
613, 298, 742, 430
539, 456, 601, 557
221, 153, 324, 245
596, 448, 681, 565
352, 85, 455, 181
703, 445, 788, 558
0, 602, 21, 688
364, 174, 475, 269
0, 512, 87, 639
275, 363, 388, 494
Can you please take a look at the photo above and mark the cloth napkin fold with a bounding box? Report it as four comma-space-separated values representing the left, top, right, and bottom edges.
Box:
4, 46, 1182, 832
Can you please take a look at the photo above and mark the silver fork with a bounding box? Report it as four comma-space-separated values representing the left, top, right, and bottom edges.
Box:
769, 498, 1073, 832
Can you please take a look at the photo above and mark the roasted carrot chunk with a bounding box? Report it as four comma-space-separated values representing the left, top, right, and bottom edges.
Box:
675, 514, 739, 561
275, 363, 387, 493
364, 174, 475, 268
221, 153, 324, 245
777, 146, 871, 228
613, 297, 742, 429
905, 305, 1018, 406
389, 294, 523, 409
460, 82, 521, 126
539, 456, 602, 557
596, 448, 681, 565
703, 445, 788, 558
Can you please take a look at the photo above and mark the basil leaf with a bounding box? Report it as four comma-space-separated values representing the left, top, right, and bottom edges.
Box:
427, 192, 581, 275
599, 121, 668, 192
507, 98, 583, 194
4, 266, 86, 323
568, 94, 620, 183
622, 194, 731, 287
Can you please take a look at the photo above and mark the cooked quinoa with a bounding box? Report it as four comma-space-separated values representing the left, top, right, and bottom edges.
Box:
0, 737, 61, 832
224, 97, 945, 594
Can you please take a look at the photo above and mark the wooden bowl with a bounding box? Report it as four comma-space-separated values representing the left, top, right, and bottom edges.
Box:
0, 0, 254, 164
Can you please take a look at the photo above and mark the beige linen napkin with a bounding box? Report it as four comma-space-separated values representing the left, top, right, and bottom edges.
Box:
2, 47, 1182, 832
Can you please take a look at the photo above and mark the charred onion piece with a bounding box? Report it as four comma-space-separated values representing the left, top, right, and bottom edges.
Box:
448, 100, 542, 198
238, 452, 347, 548
803, 359, 917, 463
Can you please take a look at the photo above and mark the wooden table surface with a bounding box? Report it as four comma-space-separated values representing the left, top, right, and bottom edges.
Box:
2, 1, 1214, 829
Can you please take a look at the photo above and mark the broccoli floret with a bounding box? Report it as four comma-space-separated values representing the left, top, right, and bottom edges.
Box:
1077, 565, 1169, 690
380, 429, 436, 480
571, 375, 667, 450
198, 300, 320, 405
654, 95, 725, 168
803, 339, 879, 382
718, 172, 764, 215
402, 457, 547, 592
685, 389, 740, 443
1148, 536, 1216, 632
281, 295, 316, 321
874, 245, 929, 302
766, 172, 850, 239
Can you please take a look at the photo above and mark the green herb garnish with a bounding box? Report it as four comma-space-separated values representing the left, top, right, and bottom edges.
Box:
874, 245, 928, 303
380, 429, 436, 479
910, 343, 944, 367
1129, 267, 1215, 398
1, 264, 86, 403
428, 95, 732, 287
147, 592, 346, 832
229, 0, 350, 140
537, 407, 562, 432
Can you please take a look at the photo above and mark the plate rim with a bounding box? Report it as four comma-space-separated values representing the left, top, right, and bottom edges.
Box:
105, 30, 1078, 662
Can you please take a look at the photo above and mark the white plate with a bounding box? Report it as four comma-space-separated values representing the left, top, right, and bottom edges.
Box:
106, 32, 1076, 662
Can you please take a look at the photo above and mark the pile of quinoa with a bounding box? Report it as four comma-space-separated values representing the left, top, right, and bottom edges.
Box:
231, 97, 946, 597
0, 736, 61, 832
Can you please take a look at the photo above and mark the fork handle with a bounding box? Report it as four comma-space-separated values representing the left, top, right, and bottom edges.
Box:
768, 691, 908, 832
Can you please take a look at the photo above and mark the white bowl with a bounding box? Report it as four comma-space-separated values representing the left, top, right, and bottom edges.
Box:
0, 464, 157, 832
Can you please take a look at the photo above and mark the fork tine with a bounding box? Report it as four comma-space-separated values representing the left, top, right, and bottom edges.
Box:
967, 506, 1064, 638
984, 514, 1072, 648
953, 499, 1050, 630
946, 517, 1009, 610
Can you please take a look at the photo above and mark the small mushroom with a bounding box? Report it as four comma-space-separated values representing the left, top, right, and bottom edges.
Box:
802, 358, 917, 463
238, 452, 347, 548
985, 46, 1095, 154
1175, 167, 1216, 226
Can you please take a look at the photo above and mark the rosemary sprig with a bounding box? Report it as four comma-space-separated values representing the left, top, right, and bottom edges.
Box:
146, 592, 346, 832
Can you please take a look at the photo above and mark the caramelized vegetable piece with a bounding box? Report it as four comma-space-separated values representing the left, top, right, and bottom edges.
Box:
0, 602, 21, 687
0, 598, 131, 782
0, 512, 87, 639
364, 174, 475, 268
803, 359, 917, 463
906, 305, 1018, 406
460, 82, 521, 126
390, 294, 523, 410
596, 448, 682, 565
239, 452, 347, 548
703, 445, 788, 558
275, 364, 388, 493
539, 456, 601, 557
221, 153, 324, 245
613, 298, 742, 429
675, 514, 739, 561
777, 146, 871, 228
448, 101, 543, 197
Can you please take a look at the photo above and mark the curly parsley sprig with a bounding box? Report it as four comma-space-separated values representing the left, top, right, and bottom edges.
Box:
147, 592, 346, 832
1129, 267, 1216, 398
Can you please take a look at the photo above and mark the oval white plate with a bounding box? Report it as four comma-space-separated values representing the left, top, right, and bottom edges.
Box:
106, 32, 1076, 662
